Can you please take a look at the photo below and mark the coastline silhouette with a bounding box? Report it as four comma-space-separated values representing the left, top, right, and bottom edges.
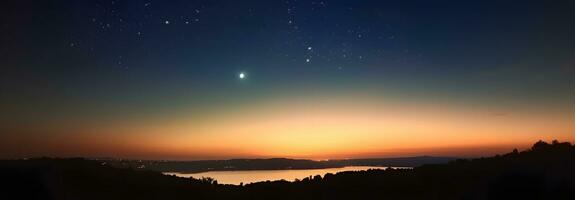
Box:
1, 140, 574, 200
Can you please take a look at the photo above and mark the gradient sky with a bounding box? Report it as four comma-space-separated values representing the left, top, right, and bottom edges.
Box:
1, 0, 574, 160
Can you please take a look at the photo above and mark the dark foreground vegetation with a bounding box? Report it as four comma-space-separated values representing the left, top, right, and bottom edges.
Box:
105, 156, 455, 173
1, 140, 574, 200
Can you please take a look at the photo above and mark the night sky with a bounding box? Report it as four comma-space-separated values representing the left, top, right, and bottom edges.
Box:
1, 0, 575, 159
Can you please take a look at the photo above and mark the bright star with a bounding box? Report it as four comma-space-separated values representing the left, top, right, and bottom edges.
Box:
239, 72, 246, 79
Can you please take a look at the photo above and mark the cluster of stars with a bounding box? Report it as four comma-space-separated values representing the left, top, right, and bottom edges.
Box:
66, 0, 416, 74
277, 0, 404, 66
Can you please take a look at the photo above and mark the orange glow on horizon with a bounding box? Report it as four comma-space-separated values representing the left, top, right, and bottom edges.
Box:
1, 94, 574, 160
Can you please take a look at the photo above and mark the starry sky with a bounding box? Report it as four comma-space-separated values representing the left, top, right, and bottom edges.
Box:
1, 0, 575, 159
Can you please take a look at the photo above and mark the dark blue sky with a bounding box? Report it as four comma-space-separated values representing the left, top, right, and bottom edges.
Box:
1, 1, 575, 158
2, 0, 575, 120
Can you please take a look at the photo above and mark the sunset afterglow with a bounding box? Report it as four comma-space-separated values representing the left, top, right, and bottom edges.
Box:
1, 1, 574, 160
3, 91, 573, 159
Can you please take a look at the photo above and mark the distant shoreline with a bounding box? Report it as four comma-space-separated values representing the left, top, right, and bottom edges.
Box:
164, 165, 413, 174
100, 156, 451, 174
0, 156, 449, 173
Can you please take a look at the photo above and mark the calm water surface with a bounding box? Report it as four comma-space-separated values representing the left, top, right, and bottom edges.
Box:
165, 166, 390, 185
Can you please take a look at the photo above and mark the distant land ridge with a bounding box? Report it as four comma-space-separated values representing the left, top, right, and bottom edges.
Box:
102, 156, 456, 173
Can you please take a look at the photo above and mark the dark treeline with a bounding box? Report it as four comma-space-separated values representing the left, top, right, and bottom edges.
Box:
105, 156, 455, 173
1, 140, 574, 200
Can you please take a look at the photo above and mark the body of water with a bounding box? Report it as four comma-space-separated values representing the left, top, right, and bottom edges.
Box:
165, 166, 391, 185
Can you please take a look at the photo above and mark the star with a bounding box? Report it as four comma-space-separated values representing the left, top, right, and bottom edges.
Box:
165, 20, 170, 25
239, 72, 246, 79
306, 58, 311, 63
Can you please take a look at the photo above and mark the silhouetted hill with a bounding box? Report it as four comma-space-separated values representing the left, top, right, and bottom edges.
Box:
0, 157, 235, 200
1, 140, 574, 200
335, 155, 455, 167
105, 156, 455, 173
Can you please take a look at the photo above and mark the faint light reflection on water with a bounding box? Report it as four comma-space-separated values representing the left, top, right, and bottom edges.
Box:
166, 166, 410, 185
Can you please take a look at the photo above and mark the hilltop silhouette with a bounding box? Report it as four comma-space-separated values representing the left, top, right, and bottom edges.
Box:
1, 140, 574, 200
